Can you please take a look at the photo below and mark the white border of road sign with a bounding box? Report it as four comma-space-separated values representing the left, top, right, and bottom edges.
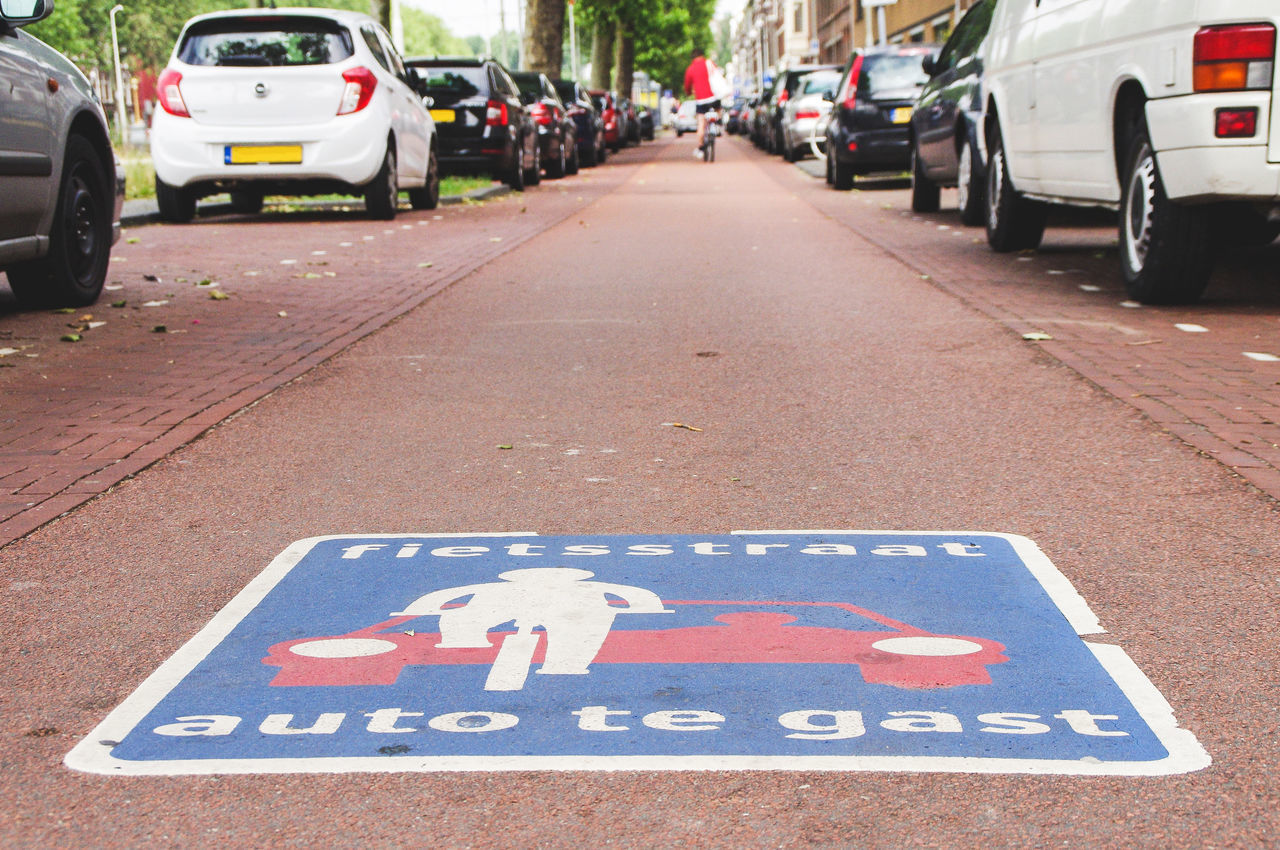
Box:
64, 531, 1211, 777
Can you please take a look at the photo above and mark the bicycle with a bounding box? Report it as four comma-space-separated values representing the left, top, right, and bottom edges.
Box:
699, 108, 720, 162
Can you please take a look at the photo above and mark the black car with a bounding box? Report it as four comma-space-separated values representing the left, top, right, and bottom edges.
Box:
824, 44, 940, 190
764, 64, 841, 155
510, 71, 577, 178
406, 56, 540, 190
553, 78, 606, 167
636, 104, 655, 141
909, 0, 996, 224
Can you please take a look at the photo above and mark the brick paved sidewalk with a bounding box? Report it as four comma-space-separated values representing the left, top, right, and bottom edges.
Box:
0, 145, 660, 548
779, 150, 1280, 503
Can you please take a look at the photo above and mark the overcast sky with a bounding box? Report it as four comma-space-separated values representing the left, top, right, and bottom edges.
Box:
407, 0, 742, 40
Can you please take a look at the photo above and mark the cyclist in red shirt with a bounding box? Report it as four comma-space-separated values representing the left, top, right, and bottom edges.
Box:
683, 48, 720, 158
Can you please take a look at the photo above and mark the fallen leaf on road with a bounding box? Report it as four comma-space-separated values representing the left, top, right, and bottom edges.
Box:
277, 311, 288, 317
53, 307, 75, 314
126, 237, 140, 244
196, 278, 216, 286
61, 334, 81, 343
209, 290, 229, 300
417, 262, 433, 268
1127, 339, 1161, 347
1022, 332, 1053, 341
141, 300, 168, 307
151, 325, 167, 333
0, 348, 19, 357
490, 237, 503, 242
143, 274, 160, 282
671, 422, 703, 432
105, 283, 123, 290
497, 444, 514, 450
86, 322, 106, 329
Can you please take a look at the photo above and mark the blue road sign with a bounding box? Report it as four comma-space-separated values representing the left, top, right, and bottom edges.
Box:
65, 531, 1209, 775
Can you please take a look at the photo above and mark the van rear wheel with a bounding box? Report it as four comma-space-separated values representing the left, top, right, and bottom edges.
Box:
1118, 128, 1214, 304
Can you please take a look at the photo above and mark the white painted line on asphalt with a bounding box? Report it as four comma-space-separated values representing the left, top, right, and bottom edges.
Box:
1244, 352, 1280, 362
1175, 324, 1209, 333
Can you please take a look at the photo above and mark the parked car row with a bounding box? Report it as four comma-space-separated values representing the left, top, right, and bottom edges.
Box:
762, 0, 1278, 304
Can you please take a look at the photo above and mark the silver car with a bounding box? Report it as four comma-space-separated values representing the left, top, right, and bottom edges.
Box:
0, 0, 123, 308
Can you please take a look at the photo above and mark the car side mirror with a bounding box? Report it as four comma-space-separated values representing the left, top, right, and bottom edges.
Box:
821, 91, 834, 102
0, 0, 51, 24
922, 57, 938, 76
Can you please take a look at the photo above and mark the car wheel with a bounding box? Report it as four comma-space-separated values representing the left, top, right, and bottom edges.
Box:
525, 141, 542, 186
831, 154, 854, 191
582, 139, 597, 168
957, 135, 985, 227
567, 140, 580, 175
824, 149, 834, 185
229, 190, 264, 215
1119, 124, 1214, 304
910, 146, 940, 213
985, 120, 1046, 252
365, 144, 399, 220
155, 176, 196, 223
5, 134, 112, 308
409, 147, 441, 210
547, 139, 566, 178
507, 141, 526, 191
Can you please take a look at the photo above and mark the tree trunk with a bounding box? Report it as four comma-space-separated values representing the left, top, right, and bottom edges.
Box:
613, 22, 634, 100
523, 0, 566, 76
590, 19, 614, 90
367, 0, 390, 30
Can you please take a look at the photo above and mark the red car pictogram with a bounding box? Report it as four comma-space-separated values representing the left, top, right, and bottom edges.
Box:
263, 600, 1009, 690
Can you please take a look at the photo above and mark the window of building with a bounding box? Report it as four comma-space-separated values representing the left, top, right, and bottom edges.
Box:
909, 25, 925, 43
794, 1, 804, 33
932, 14, 953, 44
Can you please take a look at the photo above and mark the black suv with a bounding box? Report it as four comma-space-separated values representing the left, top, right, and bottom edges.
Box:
405, 56, 540, 190
509, 71, 577, 179
553, 78, 606, 168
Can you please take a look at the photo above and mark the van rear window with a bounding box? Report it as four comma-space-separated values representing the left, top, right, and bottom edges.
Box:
178, 17, 355, 66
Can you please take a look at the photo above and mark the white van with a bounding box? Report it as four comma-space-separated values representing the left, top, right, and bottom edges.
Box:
981, 0, 1279, 303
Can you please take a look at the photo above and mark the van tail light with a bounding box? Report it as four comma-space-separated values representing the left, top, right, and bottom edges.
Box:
529, 102, 553, 125
485, 99, 508, 126
1194, 24, 1276, 91
796, 109, 821, 120
338, 66, 377, 114
157, 68, 189, 117
840, 55, 864, 109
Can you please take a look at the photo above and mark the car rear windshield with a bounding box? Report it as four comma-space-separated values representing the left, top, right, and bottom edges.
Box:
862, 52, 933, 95
419, 67, 486, 99
553, 82, 577, 103
178, 16, 354, 66
800, 70, 841, 96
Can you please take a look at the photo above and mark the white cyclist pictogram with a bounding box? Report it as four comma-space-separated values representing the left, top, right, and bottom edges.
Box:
393, 567, 672, 691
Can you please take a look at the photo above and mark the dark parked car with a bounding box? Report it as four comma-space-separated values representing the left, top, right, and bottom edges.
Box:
909, 0, 995, 224
764, 64, 841, 154
406, 56, 540, 190
824, 44, 940, 190
725, 96, 749, 134
511, 70, 576, 177
590, 90, 623, 151
617, 95, 639, 145
636, 104, 655, 141
553, 78, 606, 167
1, 0, 123, 308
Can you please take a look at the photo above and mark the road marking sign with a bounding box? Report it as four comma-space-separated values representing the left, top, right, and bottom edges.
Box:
65, 531, 1210, 776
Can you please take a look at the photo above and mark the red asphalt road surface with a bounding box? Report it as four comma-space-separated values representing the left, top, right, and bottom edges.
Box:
2, 135, 1279, 846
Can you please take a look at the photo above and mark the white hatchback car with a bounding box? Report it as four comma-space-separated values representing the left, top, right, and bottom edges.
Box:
151, 7, 438, 221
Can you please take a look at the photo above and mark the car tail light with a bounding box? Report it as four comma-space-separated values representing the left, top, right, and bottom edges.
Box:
840, 55, 864, 109
1193, 24, 1276, 91
529, 102, 553, 125
485, 99, 508, 126
796, 109, 821, 120
338, 66, 377, 114
1216, 107, 1259, 137
778, 89, 790, 106
157, 68, 189, 117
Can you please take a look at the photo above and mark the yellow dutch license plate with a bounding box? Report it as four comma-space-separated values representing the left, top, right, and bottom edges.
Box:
891, 107, 913, 124
430, 109, 456, 123
225, 145, 303, 165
